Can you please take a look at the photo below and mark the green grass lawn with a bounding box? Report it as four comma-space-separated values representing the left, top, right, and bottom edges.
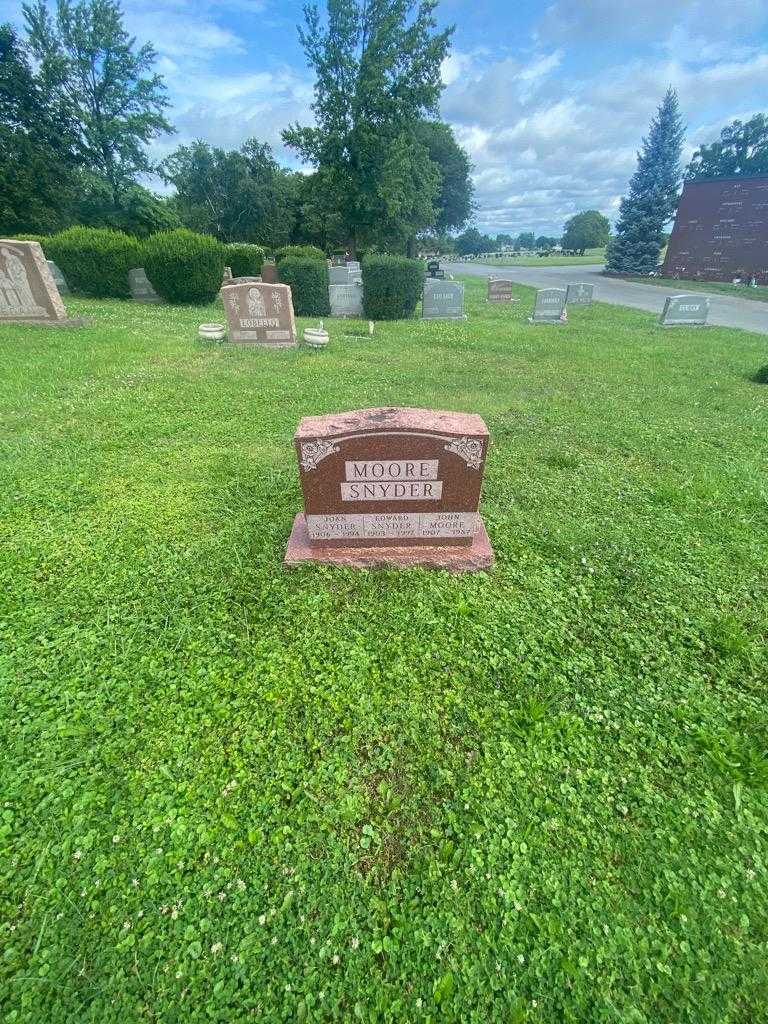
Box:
624, 276, 768, 303
2, 278, 767, 1023
471, 248, 606, 268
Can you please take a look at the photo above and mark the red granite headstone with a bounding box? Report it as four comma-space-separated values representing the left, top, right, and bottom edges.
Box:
284, 407, 494, 571
261, 263, 279, 284
220, 281, 297, 347
488, 278, 518, 302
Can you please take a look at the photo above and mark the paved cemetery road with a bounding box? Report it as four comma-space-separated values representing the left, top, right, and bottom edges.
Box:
445, 262, 768, 335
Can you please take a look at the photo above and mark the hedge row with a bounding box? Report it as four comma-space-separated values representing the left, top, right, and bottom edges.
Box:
361, 255, 425, 320
278, 257, 330, 317
11, 230, 426, 317
227, 243, 265, 278
45, 227, 142, 299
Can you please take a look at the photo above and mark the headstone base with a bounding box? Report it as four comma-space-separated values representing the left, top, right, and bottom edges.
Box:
421, 313, 468, 321
284, 513, 494, 572
527, 316, 567, 325
1, 316, 90, 328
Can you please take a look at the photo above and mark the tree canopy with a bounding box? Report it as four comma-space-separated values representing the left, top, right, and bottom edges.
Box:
282, 0, 454, 254
686, 114, 768, 179
23, 0, 174, 205
561, 210, 610, 253
162, 140, 300, 247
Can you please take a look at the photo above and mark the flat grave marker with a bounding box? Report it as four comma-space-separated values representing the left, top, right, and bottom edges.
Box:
659, 293, 711, 326
422, 278, 466, 320
128, 268, 162, 304
529, 287, 567, 324
566, 282, 594, 305
285, 407, 494, 571
0, 240, 82, 326
220, 281, 297, 346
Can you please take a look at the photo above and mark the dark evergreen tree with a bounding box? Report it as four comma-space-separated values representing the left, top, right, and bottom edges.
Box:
605, 88, 684, 275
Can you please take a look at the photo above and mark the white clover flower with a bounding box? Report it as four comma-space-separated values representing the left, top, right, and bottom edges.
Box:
73, 850, 82, 860
258, 914, 266, 926
132, 879, 139, 888
517, 954, 525, 964
112, 836, 121, 844
332, 954, 340, 965
123, 920, 131, 930
211, 942, 223, 955
351, 937, 360, 950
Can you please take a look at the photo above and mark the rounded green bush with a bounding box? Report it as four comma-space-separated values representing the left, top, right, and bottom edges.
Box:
143, 230, 226, 304
274, 244, 326, 264
278, 257, 330, 317
44, 227, 142, 298
361, 255, 425, 320
227, 243, 265, 278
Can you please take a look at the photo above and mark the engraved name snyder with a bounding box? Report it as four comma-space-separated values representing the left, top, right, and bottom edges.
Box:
307, 512, 478, 540
341, 459, 442, 501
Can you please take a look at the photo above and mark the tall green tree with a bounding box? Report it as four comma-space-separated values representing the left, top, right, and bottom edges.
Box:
283, 0, 453, 254
516, 231, 535, 249
686, 114, 768, 179
414, 120, 474, 234
606, 88, 684, 275
163, 139, 299, 247
455, 227, 493, 255
23, 0, 174, 207
561, 209, 610, 253
0, 22, 81, 234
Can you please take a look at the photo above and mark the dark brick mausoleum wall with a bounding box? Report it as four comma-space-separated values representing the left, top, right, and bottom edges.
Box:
663, 175, 768, 283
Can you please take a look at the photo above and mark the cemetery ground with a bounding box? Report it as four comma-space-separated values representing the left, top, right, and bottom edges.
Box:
1, 276, 767, 1023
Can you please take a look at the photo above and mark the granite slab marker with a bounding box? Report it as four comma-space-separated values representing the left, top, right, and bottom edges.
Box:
285, 407, 494, 571
566, 282, 593, 305
659, 293, 711, 326
220, 281, 297, 346
487, 278, 518, 302
0, 240, 85, 326
529, 287, 567, 323
128, 268, 162, 304
421, 279, 466, 320
329, 281, 364, 317
47, 260, 70, 296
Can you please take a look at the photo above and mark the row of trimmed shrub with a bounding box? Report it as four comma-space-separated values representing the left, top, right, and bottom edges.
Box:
20, 228, 265, 303
17, 228, 426, 317
275, 251, 425, 320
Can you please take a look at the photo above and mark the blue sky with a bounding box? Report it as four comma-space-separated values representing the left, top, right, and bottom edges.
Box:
3, 0, 768, 235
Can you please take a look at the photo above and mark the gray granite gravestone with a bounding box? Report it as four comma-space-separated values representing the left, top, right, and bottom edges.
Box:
329, 265, 354, 286
566, 282, 593, 305
422, 279, 466, 320
329, 281, 364, 317
47, 260, 70, 296
529, 287, 567, 323
659, 294, 710, 326
128, 268, 162, 304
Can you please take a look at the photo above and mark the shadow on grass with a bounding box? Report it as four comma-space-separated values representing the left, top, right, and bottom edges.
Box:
749, 364, 768, 384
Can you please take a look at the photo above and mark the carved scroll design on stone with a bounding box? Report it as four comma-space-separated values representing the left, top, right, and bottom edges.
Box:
444, 436, 484, 470
300, 439, 340, 471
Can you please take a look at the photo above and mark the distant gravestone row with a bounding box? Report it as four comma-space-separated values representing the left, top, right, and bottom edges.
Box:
0, 240, 85, 327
